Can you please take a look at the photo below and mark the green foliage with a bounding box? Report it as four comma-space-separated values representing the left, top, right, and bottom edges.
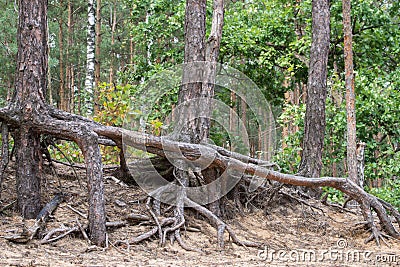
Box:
221, 0, 310, 105
94, 82, 131, 126
122, 0, 185, 84
323, 187, 345, 204
1, 0, 399, 203
93, 82, 133, 164
273, 103, 305, 173
49, 141, 84, 164
367, 180, 400, 209
0, 1, 18, 105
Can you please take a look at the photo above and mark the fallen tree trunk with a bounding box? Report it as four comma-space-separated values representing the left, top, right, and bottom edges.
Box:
94, 125, 400, 245
1, 106, 399, 246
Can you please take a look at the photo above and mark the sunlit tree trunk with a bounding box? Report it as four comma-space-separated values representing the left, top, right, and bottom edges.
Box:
108, 0, 117, 85
343, 0, 357, 184
94, 0, 101, 113
84, 0, 96, 115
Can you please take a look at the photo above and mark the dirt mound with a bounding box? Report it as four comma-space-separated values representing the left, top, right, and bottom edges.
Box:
0, 163, 399, 266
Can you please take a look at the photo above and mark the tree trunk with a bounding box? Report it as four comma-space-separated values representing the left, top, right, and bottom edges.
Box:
66, 0, 73, 113
129, 8, 134, 66
176, 0, 207, 143
171, 0, 207, 224
343, 0, 358, 184
1, 0, 107, 246
108, 0, 117, 85
58, 0, 66, 111
94, 0, 101, 113
84, 0, 96, 115
176, 0, 224, 217
298, 0, 330, 187
13, 0, 49, 218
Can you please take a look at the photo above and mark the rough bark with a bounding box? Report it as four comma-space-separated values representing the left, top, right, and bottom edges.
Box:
298, 0, 330, 184
1, 0, 397, 249
88, 125, 400, 244
201, 0, 225, 215
1, 0, 107, 246
1, 105, 399, 246
176, 0, 207, 143
343, 0, 358, 184
13, 0, 49, 218
0, 123, 9, 195
5, 193, 65, 243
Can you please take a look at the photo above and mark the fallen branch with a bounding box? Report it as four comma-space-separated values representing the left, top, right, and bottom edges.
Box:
94, 128, 400, 245
5, 193, 65, 243
0, 200, 16, 214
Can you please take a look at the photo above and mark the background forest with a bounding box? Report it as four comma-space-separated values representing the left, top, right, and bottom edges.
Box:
0, 0, 399, 207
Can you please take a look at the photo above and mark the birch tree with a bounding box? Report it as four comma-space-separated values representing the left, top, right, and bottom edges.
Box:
84, 0, 96, 115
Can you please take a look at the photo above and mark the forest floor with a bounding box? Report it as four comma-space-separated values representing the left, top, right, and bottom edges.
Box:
0, 162, 399, 267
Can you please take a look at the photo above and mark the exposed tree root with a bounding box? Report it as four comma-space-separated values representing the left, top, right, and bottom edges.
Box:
185, 196, 262, 248
1, 105, 399, 248
321, 193, 357, 215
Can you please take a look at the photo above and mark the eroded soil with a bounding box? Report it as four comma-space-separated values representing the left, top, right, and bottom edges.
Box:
0, 162, 399, 267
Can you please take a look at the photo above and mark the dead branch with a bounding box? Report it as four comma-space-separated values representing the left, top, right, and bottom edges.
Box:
5, 193, 65, 243
0, 200, 16, 214
40, 226, 79, 244
66, 204, 87, 219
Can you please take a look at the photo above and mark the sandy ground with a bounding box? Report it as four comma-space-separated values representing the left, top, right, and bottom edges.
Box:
0, 162, 399, 267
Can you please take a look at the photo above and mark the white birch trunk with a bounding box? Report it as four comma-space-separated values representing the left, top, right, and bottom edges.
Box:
84, 0, 96, 115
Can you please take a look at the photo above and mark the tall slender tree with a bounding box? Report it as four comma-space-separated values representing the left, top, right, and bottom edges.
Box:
297, 0, 330, 191
84, 0, 96, 115
94, 0, 102, 113
108, 0, 117, 85
342, 0, 357, 184
58, 0, 66, 111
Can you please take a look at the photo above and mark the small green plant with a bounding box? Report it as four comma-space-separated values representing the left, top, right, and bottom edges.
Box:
93, 82, 133, 164
367, 180, 400, 209
322, 187, 345, 204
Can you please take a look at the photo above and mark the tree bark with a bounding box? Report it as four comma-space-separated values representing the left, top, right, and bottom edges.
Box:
2, 0, 107, 246
298, 0, 330, 185
96, 126, 400, 243
84, 0, 96, 115
0, 123, 9, 195
108, 0, 117, 85
343, 0, 358, 184
94, 0, 102, 113
58, 0, 66, 111
66, 0, 73, 113
176, 0, 207, 143
13, 0, 50, 218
